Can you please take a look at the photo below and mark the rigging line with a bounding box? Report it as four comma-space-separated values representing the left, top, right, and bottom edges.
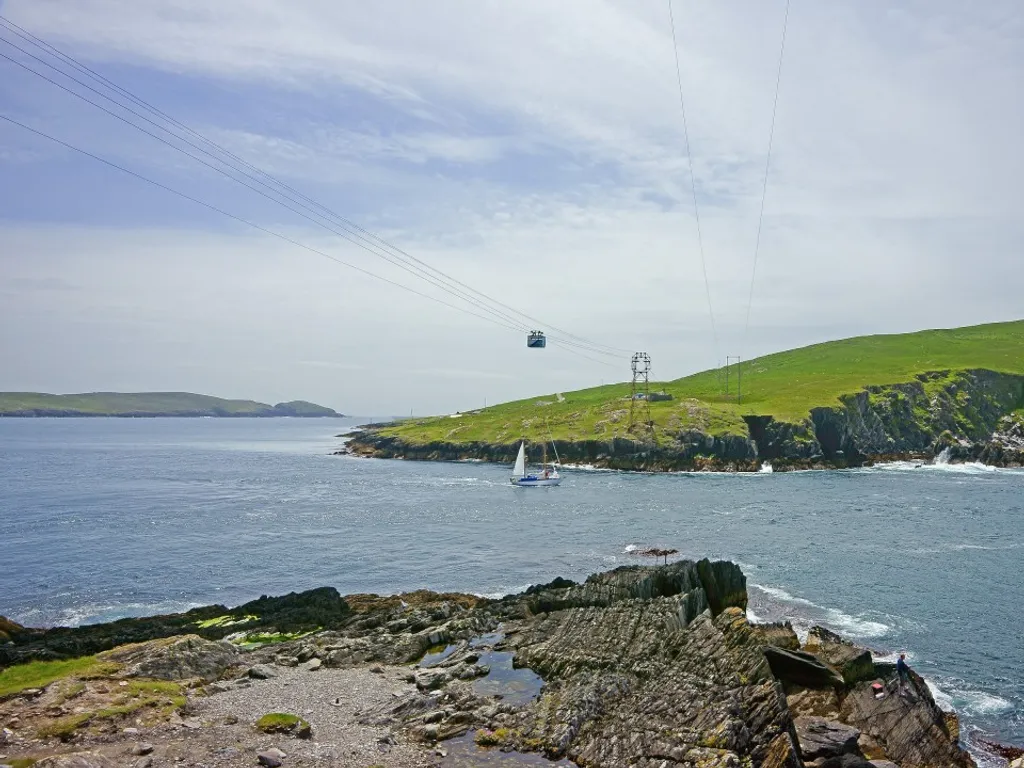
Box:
0, 113, 532, 337
667, 0, 719, 358
0, 46, 551, 340
547, 341, 621, 369
0, 17, 632, 357
744, 0, 790, 335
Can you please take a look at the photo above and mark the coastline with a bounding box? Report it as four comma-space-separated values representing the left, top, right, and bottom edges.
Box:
338, 431, 1023, 473
1, 562, 1015, 767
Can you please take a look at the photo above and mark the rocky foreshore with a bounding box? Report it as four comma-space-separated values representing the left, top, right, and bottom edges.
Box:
342, 370, 1024, 472
1, 561, 1014, 767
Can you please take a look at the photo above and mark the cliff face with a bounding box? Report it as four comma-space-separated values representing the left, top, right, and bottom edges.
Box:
345, 369, 1024, 470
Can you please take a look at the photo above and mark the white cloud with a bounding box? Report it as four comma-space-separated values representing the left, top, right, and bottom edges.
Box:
1, 1, 1022, 412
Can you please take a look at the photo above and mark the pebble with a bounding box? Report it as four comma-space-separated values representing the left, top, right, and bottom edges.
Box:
256, 752, 283, 768
132, 742, 154, 755
123, 727, 140, 736
134, 758, 153, 768
264, 748, 287, 759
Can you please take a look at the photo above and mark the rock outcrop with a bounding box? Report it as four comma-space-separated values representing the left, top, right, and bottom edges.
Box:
0, 586, 352, 666
840, 669, 975, 768
0, 562, 982, 768
805, 626, 876, 686
99, 635, 240, 681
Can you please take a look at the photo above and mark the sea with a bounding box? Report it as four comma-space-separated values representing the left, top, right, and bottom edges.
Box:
1, 417, 1021, 764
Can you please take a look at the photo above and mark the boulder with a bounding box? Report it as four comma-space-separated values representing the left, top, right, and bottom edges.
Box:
804, 626, 875, 686
247, 664, 276, 679
752, 621, 801, 651
794, 716, 861, 760
763, 646, 845, 689
100, 634, 239, 681
1010, 758, 1024, 768
839, 670, 974, 767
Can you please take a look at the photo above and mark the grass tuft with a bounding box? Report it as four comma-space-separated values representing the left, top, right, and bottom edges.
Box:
0, 656, 116, 698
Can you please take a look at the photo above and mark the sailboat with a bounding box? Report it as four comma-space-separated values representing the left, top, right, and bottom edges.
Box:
510, 441, 562, 487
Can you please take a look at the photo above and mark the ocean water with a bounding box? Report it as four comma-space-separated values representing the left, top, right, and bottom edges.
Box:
1, 418, 1021, 762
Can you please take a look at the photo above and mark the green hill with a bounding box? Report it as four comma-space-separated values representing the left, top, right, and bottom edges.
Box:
0, 392, 341, 418
355, 320, 1024, 470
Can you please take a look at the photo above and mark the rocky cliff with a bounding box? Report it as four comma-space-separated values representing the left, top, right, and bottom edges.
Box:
344, 369, 1024, 470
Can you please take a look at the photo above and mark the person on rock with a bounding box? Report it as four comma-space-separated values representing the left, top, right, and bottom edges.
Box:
897, 653, 911, 695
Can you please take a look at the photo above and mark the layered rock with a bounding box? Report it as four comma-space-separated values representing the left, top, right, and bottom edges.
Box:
840, 669, 975, 768
804, 626, 875, 686
0, 562, 984, 768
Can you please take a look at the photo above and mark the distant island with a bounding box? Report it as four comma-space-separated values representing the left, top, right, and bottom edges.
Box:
0, 392, 342, 418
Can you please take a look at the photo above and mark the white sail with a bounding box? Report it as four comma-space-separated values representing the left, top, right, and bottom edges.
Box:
512, 442, 526, 478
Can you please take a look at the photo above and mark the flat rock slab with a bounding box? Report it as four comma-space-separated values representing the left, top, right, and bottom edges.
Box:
794, 716, 860, 760
764, 646, 845, 689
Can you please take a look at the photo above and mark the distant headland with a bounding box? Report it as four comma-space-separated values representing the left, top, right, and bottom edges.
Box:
0, 392, 342, 418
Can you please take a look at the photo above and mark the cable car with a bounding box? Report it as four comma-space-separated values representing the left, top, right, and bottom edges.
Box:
527, 331, 546, 348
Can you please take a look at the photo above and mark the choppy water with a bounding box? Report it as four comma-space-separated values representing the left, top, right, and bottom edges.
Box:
1, 418, 1021, 762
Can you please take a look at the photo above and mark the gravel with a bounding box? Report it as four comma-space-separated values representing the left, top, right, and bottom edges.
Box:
196, 664, 438, 767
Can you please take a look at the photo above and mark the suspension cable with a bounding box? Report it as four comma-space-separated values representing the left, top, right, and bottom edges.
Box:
0, 15, 631, 358
744, 0, 791, 335
667, 0, 719, 360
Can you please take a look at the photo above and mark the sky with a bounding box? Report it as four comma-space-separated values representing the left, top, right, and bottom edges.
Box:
1, 1, 1022, 415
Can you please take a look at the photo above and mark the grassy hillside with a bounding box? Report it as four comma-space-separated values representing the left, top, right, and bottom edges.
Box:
0, 392, 340, 417
379, 320, 1024, 446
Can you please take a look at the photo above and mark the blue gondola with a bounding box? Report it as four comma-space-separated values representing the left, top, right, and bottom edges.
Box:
527, 331, 546, 348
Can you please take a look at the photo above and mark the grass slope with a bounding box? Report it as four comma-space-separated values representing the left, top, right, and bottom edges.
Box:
0, 392, 338, 417
381, 320, 1024, 446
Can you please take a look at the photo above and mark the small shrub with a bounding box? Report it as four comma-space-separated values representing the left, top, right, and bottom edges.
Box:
255, 712, 312, 738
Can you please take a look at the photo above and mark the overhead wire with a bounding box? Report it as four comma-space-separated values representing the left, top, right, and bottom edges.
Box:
0, 14, 630, 359
666, 0, 719, 360
0, 42, 549, 344
743, 0, 791, 335
0, 114, 528, 335
0, 113, 623, 371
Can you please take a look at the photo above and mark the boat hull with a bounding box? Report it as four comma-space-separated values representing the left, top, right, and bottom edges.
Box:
511, 476, 562, 487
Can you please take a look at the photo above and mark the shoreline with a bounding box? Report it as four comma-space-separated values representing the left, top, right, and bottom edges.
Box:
336, 437, 1021, 474
2, 562, 1017, 767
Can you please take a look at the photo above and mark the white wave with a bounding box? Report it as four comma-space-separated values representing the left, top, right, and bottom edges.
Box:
956, 689, 1013, 716
750, 583, 819, 607
745, 607, 762, 624
927, 680, 956, 712
758, 462, 774, 474
930, 678, 1014, 716
823, 608, 891, 639
474, 583, 534, 600
31, 599, 208, 628
750, 584, 891, 638
623, 544, 641, 554
869, 458, 1000, 475
874, 649, 916, 664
